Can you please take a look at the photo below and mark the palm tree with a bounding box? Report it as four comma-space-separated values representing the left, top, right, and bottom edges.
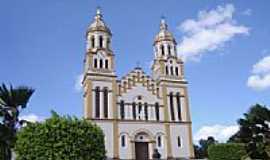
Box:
0, 84, 34, 160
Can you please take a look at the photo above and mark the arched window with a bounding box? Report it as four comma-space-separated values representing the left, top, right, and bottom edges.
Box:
99, 59, 103, 68
161, 45, 165, 56
107, 37, 110, 48
144, 103, 148, 120
121, 135, 126, 147
168, 45, 171, 55
94, 58, 98, 68
91, 36, 95, 48
103, 88, 108, 118
177, 136, 181, 147
105, 59, 109, 69
170, 66, 174, 76
155, 103, 160, 121
175, 67, 179, 76
95, 87, 100, 118
99, 36, 103, 48
165, 66, 169, 75
132, 102, 136, 119
120, 100, 125, 119
169, 92, 175, 121
157, 135, 162, 148
176, 92, 182, 121
138, 102, 142, 119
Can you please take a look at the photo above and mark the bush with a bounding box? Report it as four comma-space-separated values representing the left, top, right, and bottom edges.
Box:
15, 112, 106, 160
208, 143, 247, 160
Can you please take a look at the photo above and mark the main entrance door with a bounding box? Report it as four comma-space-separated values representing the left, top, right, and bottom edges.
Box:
135, 142, 149, 160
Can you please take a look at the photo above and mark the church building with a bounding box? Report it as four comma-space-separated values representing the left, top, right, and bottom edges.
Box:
82, 8, 194, 160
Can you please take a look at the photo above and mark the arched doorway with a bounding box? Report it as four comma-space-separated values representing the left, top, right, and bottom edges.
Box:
133, 131, 154, 160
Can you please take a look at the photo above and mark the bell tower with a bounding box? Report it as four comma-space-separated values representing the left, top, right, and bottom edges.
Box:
83, 8, 117, 120
152, 18, 185, 81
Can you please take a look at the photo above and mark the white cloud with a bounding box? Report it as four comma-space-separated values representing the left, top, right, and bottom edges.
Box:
247, 55, 270, 91
20, 113, 43, 123
75, 74, 83, 92
242, 9, 252, 16
194, 124, 239, 144
177, 4, 249, 61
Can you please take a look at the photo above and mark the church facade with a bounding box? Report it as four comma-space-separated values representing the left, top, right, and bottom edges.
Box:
82, 9, 194, 160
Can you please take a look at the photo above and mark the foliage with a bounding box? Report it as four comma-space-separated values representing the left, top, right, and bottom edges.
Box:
208, 143, 247, 160
15, 111, 106, 160
194, 136, 218, 158
0, 83, 34, 160
229, 104, 270, 159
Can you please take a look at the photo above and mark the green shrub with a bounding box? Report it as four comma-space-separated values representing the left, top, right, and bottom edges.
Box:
208, 143, 247, 160
15, 112, 106, 160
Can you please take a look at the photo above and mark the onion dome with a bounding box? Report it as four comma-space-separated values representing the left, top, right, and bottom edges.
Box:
154, 18, 176, 44
87, 8, 112, 35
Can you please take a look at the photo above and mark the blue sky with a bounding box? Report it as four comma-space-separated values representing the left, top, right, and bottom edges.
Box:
1, 0, 270, 142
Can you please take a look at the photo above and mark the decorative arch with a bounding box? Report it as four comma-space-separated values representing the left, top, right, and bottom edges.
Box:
131, 128, 155, 142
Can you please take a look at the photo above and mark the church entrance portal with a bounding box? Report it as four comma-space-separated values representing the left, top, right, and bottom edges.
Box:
135, 142, 149, 160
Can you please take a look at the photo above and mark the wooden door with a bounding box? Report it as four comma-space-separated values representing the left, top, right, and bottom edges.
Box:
135, 142, 149, 160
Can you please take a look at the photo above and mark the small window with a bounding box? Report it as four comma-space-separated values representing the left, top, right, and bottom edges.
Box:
121, 135, 126, 147
105, 59, 109, 69
99, 59, 103, 68
165, 66, 169, 75
94, 58, 98, 68
175, 67, 179, 76
177, 136, 181, 147
155, 103, 160, 121
120, 100, 125, 119
161, 45, 165, 55
157, 135, 162, 148
132, 102, 136, 119
170, 66, 174, 75
91, 36, 95, 48
99, 36, 103, 48
168, 45, 171, 55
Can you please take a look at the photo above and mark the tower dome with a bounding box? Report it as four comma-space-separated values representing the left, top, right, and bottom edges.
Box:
154, 18, 176, 44
87, 8, 112, 35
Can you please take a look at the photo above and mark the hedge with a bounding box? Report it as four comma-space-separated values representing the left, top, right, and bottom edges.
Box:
15, 112, 106, 160
208, 143, 247, 160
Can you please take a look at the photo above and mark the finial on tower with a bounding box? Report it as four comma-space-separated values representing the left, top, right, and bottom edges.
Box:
95, 6, 102, 19
160, 15, 168, 30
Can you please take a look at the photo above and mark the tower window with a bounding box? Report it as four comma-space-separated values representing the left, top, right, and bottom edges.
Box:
121, 135, 126, 147
99, 36, 103, 48
103, 87, 108, 118
161, 45, 165, 56
168, 45, 171, 55
94, 58, 98, 68
91, 36, 95, 48
177, 136, 181, 147
105, 59, 109, 69
165, 66, 169, 75
176, 92, 182, 121
95, 87, 100, 118
120, 100, 125, 119
99, 59, 103, 68
132, 102, 136, 119
107, 38, 110, 48
175, 67, 179, 76
170, 66, 174, 76
155, 103, 160, 121
144, 103, 148, 120
169, 92, 175, 121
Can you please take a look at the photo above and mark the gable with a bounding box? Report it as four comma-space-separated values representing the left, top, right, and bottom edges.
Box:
119, 83, 162, 104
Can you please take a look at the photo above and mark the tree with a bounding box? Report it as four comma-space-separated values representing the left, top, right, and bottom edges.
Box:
194, 136, 218, 158
15, 111, 106, 160
229, 104, 270, 159
0, 84, 34, 160
208, 143, 247, 160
